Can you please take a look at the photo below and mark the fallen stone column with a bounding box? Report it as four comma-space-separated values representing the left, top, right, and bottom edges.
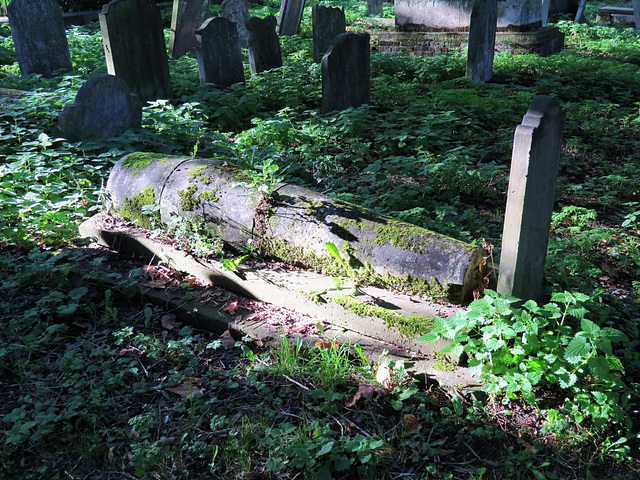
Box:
106, 152, 486, 303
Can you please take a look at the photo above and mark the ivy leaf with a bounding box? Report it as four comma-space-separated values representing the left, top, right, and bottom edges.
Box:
564, 335, 590, 364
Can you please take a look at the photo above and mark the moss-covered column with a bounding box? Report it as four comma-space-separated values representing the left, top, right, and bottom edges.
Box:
106, 153, 486, 303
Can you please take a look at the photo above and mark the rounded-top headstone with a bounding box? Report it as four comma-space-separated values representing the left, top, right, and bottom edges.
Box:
58, 74, 142, 140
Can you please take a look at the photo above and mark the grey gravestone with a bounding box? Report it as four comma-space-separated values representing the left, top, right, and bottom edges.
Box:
246, 16, 282, 74
367, 0, 383, 16
321, 32, 370, 114
58, 74, 142, 140
7, 0, 72, 77
312, 5, 345, 63
100, 0, 172, 102
195, 17, 245, 86
219, 0, 249, 48
497, 96, 565, 301
466, 0, 497, 82
277, 0, 306, 35
633, 0, 640, 30
169, 0, 210, 59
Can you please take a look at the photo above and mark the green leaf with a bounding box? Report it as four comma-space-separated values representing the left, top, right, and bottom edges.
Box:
580, 318, 600, 337
316, 440, 335, 457
564, 335, 590, 364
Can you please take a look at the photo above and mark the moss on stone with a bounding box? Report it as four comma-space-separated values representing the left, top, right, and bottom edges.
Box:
178, 185, 199, 211
114, 186, 158, 229
331, 295, 434, 338
304, 199, 323, 216
199, 188, 219, 203
121, 152, 171, 176
263, 240, 345, 277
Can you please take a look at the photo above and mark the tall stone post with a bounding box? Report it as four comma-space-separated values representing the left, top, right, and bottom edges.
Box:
497, 96, 565, 301
466, 0, 497, 83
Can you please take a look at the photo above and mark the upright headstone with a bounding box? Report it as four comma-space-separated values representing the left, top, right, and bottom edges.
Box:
312, 5, 346, 63
100, 0, 172, 102
497, 96, 565, 301
7, 0, 72, 77
219, 0, 249, 48
195, 17, 245, 86
169, 0, 210, 59
321, 32, 370, 114
465, 0, 497, 83
541, 0, 550, 26
246, 16, 282, 74
367, 0, 384, 16
633, 0, 640, 30
277, 0, 306, 35
58, 74, 142, 140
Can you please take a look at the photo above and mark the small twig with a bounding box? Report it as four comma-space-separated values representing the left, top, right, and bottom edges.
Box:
463, 441, 498, 467
283, 374, 310, 391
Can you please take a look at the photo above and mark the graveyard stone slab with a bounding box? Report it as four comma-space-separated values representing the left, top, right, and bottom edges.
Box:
100, 0, 172, 102
466, 0, 498, 82
195, 17, 245, 86
219, 0, 250, 48
169, 0, 210, 59
7, 0, 72, 77
58, 74, 142, 140
277, 0, 306, 35
246, 16, 282, 74
321, 32, 370, 113
497, 96, 565, 301
312, 5, 346, 63
634, 0, 640, 30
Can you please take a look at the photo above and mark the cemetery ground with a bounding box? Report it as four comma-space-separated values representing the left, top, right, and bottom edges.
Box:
1, 1, 640, 478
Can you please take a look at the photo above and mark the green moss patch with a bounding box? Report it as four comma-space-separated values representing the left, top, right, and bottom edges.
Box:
331, 295, 434, 338
178, 185, 200, 211
114, 187, 158, 229
121, 152, 171, 175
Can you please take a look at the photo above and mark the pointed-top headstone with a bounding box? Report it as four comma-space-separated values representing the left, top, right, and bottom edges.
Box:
7, 0, 72, 77
100, 0, 172, 102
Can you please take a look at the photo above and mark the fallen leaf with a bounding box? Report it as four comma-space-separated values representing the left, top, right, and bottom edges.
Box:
144, 278, 169, 289
118, 346, 143, 358
222, 300, 239, 315
161, 313, 181, 330
375, 363, 391, 389
167, 377, 203, 399
219, 330, 236, 349
345, 384, 377, 407
403, 414, 422, 433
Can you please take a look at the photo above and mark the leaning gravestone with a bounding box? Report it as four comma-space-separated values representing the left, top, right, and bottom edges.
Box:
321, 32, 370, 114
169, 0, 210, 59
246, 16, 282, 74
312, 5, 345, 63
367, 0, 383, 16
100, 0, 172, 102
465, 0, 498, 82
195, 17, 245, 86
277, 0, 306, 35
219, 0, 250, 48
497, 96, 565, 301
7, 0, 72, 77
58, 74, 142, 140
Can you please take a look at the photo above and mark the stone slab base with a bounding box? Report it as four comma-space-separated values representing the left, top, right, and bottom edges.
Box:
79, 213, 483, 394
596, 6, 636, 26
376, 25, 565, 56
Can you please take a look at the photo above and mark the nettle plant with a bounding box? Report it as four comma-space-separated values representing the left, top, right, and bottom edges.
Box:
420, 290, 631, 429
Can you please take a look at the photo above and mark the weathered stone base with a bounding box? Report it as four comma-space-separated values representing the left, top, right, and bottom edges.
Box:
376, 25, 564, 56
596, 6, 636, 26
